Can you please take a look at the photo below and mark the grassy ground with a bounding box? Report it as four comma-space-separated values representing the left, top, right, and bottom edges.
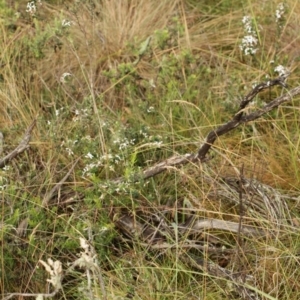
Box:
1, 0, 300, 299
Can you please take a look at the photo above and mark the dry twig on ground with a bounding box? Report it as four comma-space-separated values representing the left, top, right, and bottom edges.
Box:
113, 75, 299, 183
0, 119, 36, 168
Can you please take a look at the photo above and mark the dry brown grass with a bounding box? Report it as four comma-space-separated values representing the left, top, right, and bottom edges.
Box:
1, 0, 300, 299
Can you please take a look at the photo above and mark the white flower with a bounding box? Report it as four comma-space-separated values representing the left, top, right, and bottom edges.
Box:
275, 3, 285, 22
62, 19, 73, 27
149, 79, 156, 88
147, 106, 155, 113
55, 107, 63, 116
3, 165, 10, 171
239, 35, 258, 55
60, 72, 72, 83
66, 148, 74, 156
274, 65, 289, 77
242, 16, 253, 33
85, 152, 94, 159
240, 16, 259, 56
0, 184, 7, 190
153, 141, 163, 147
73, 108, 89, 121
26, 1, 36, 15
82, 161, 102, 176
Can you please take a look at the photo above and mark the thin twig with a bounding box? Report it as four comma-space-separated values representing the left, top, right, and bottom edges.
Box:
197, 75, 289, 160
3, 290, 58, 300
0, 119, 36, 168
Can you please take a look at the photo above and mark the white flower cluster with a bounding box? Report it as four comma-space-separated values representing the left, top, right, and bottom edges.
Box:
82, 153, 122, 176
73, 108, 89, 122
0, 176, 8, 191
113, 137, 136, 151
60, 72, 72, 83
26, 1, 36, 14
274, 65, 289, 77
239, 16, 259, 56
147, 106, 155, 113
26, 1, 42, 15
275, 3, 285, 23
60, 139, 77, 156
62, 19, 73, 27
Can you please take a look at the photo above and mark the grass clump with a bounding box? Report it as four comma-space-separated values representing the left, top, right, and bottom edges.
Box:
1, 0, 300, 299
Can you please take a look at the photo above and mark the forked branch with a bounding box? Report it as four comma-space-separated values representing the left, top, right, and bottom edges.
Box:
197, 75, 289, 160
113, 75, 299, 183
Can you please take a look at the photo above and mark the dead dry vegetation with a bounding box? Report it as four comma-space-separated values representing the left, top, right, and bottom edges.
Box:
1, 0, 300, 299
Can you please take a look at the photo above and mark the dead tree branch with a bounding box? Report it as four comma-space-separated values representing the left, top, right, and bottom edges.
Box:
113, 76, 299, 183
197, 75, 289, 160
0, 119, 36, 168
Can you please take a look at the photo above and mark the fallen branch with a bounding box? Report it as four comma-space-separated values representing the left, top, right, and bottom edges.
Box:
241, 85, 300, 122
114, 213, 264, 244
197, 75, 289, 160
113, 76, 299, 183
3, 290, 58, 300
0, 119, 36, 168
186, 218, 264, 236
113, 153, 196, 184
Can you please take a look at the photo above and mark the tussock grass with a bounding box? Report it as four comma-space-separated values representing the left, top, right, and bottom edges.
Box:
0, 0, 300, 299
